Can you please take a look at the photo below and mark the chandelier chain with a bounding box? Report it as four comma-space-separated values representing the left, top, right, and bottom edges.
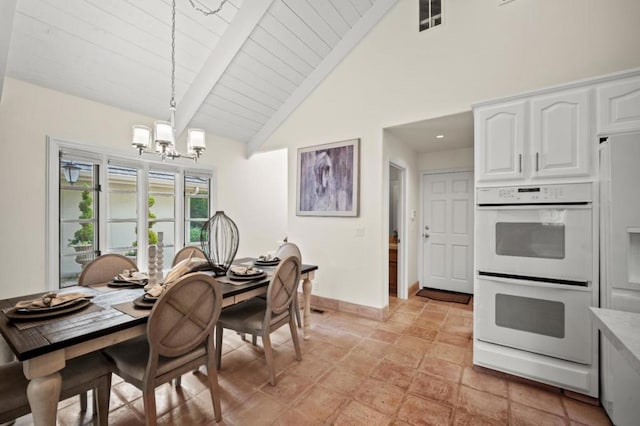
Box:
170, 0, 176, 109
187, 0, 229, 16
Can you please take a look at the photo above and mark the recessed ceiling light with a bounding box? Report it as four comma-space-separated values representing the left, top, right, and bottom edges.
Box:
436, 134, 444, 139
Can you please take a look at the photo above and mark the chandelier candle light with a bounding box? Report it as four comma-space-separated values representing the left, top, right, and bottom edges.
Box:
132, 0, 228, 161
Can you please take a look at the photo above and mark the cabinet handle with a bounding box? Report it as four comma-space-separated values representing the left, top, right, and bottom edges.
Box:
535, 152, 539, 172
518, 154, 522, 173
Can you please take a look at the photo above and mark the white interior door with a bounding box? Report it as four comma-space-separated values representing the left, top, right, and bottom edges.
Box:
422, 171, 474, 294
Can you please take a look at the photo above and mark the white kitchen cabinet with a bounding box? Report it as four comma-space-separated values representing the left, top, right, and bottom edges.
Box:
597, 75, 640, 135
475, 101, 525, 182
530, 88, 591, 179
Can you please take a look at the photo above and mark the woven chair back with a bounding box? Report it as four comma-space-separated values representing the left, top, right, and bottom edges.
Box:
147, 273, 221, 358
266, 256, 301, 320
78, 253, 137, 286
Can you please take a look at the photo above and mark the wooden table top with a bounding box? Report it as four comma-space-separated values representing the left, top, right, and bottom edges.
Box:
0, 261, 318, 362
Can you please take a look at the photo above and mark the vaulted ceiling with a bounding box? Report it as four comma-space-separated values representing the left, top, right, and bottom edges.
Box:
0, 0, 397, 155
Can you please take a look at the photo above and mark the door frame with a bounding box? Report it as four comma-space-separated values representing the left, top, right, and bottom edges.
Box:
419, 167, 474, 293
389, 162, 407, 299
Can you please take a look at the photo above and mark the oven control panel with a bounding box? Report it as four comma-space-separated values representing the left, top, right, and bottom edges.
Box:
477, 183, 592, 204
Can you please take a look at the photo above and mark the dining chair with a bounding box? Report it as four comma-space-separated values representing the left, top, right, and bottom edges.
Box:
0, 352, 111, 425
78, 253, 138, 286
103, 273, 223, 426
76, 252, 137, 412
275, 243, 303, 328
216, 256, 302, 386
172, 246, 207, 266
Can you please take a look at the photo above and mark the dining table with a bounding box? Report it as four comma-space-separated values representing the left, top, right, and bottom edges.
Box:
0, 258, 318, 426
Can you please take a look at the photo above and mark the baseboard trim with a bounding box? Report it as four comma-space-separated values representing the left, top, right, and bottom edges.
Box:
408, 281, 419, 296
309, 294, 387, 321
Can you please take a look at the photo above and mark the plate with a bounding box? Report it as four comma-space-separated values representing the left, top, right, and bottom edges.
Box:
108, 280, 146, 288
229, 268, 263, 277
6, 299, 91, 320
133, 296, 155, 309
228, 271, 268, 281
254, 259, 280, 267
12, 297, 85, 313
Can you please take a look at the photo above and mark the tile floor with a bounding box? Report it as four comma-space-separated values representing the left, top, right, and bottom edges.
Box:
12, 294, 612, 425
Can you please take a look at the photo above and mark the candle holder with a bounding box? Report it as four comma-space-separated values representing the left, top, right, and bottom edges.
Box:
200, 211, 239, 276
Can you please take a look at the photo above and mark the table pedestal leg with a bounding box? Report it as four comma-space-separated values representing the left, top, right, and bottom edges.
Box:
27, 372, 61, 426
302, 277, 312, 340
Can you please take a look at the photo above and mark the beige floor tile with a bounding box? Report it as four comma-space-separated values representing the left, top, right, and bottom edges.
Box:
368, 329, 402, 344
333, 399, 394, 426
338, 351, 382, 376
397, 394, 453, 426
371, 359, 417, 390
409, 371, 460, 407
309, 340, 351, 362
509, 381, 565, 417
435, 331, 472, 348
394, 335, 432, 353
452, 409, 506, 426
293, 384, 349, 423
272, 408, 324, 426
460, 367, 508, 398
416, 310, 447, 329
224, 390, 286, 426
510, 402, 569, 426
384, 345, 425, 369
319, 366, 366, 395
259, 371, 315, 405
563, 397, 612, 425
457, 386, 509, 423
354, 377, 405, 416
354, 338, 392, 359
418, 355, 463, 383
404, 325, 437, 342
376, 319, 409, 334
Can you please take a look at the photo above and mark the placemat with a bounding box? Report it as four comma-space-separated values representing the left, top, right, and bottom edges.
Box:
3, 303, 104, 331
112, 301, 152, 318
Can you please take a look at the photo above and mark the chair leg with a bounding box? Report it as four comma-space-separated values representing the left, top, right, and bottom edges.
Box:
252, 335, 257, 346
215, 325, 223, 370
143, 383, 158, 426
205, 355, 223, 422
262, 333, 276, 386
289, 315, 302, 361
174, 375, 182, 387
293, 296, 302, 328
96, 374, 112, 426
79, 391, 87, 412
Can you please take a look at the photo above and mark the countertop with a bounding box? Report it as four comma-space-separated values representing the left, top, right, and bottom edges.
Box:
590, 307, 640, 375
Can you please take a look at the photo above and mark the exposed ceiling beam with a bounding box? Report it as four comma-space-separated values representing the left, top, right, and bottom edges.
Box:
0, 0, 17, 101
175, 0, 274, 137
245, 0, 399, 157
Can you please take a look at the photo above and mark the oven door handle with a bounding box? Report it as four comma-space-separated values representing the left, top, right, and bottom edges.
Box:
477, 271, 590, 289
476, 203, 591, 210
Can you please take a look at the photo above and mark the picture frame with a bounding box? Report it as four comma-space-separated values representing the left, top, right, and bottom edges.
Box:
296, 138, 360, 217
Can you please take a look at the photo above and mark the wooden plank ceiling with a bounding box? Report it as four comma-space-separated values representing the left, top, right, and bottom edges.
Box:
5, 0, 397, 154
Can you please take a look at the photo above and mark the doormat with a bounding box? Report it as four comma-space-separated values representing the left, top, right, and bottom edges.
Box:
416, 288, 471, 305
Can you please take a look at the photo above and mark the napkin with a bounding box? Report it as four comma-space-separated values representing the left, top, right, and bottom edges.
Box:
15, 292, 92, 310
115, 270, 148, 284
229, 266, 261, 275
257, 254, 279, 262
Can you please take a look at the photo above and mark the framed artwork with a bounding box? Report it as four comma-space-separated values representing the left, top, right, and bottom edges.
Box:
297, 138, 359, 217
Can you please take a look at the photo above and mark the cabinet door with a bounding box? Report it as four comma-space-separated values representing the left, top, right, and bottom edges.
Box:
597, 75, 640, 134
530, 88, 590, 179
475, 101, 525, 182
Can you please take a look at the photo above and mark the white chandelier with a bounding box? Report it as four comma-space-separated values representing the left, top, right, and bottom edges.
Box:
132, 0, 228, 162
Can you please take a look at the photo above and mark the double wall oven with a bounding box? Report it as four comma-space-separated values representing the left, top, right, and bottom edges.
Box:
474, 183, 598, 396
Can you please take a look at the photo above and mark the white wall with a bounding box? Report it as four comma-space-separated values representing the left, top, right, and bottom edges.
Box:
262, 0, 640, 308
0, 78, 286, 297
419, 147, 474, 171
384, 130, 420, 299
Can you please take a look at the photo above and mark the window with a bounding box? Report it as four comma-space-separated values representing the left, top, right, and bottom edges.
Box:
419, 0, 442, 31
107, 165, 138, 260
59, 156, 99, 287
50, 139, 213, 289
185, 174, 211, 247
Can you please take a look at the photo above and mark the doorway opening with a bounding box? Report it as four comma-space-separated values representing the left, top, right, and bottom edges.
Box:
389, 163, 405, 297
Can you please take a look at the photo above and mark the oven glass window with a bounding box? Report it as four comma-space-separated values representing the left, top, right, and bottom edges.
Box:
495, 294, 565, 338
496, 222, 565, 259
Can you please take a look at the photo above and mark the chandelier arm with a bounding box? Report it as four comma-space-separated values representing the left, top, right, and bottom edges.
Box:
187, 0, 228, 17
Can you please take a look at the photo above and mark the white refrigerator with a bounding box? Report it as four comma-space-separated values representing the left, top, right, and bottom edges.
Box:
599, 132, 640, 424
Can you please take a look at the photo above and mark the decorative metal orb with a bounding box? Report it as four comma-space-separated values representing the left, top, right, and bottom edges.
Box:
200, 211, 239, 276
